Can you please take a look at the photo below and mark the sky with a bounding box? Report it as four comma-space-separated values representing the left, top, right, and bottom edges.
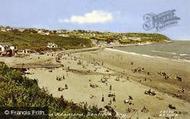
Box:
0, 0, 189, 40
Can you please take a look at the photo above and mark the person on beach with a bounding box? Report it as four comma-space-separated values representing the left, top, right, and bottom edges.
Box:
109, 85, 112, 91
101, 95, 104, 102
113, 96, 116, 102
65, 84, 68, 89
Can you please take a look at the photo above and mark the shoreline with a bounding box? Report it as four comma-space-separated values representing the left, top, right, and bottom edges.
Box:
107, 48, 190, 63
107, 40, 172, 48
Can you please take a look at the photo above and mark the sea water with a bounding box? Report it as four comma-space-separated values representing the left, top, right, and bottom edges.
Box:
115, 41, 190, 60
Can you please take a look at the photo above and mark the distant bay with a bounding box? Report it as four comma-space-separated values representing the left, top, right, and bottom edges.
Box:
115, 41, 190, 60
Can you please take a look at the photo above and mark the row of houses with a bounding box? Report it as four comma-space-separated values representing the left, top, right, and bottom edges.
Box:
0, 42, 59, 57
0, 44, 17, 56
0, 26, 70, 36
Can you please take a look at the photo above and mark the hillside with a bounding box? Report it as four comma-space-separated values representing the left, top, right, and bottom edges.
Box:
0, 30, 92, 51
66, 30, 170, 44
0, 26, 170, 51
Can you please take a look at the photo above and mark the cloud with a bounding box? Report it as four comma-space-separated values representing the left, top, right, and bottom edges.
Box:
59, 10, 113, 24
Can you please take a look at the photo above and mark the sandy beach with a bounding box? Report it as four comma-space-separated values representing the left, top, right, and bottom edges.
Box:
1, 47, 190, 119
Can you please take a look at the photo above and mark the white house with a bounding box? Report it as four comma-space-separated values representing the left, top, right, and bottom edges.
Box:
58, 34, 69, 37
0, 45, 6, 52
47, 42, 58, 48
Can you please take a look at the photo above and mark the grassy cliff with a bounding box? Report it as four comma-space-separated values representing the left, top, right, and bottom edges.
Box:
118, 33, 170, 44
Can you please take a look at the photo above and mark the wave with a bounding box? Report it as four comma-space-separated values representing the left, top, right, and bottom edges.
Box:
179, 53, 188, 56
151, 50, 177, 55
106, 48, 190, 63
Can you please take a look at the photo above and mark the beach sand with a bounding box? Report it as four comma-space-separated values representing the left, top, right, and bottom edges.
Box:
1, 48, 190, 119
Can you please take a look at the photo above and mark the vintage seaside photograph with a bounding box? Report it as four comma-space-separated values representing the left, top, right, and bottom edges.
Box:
0, 0, 189, 119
